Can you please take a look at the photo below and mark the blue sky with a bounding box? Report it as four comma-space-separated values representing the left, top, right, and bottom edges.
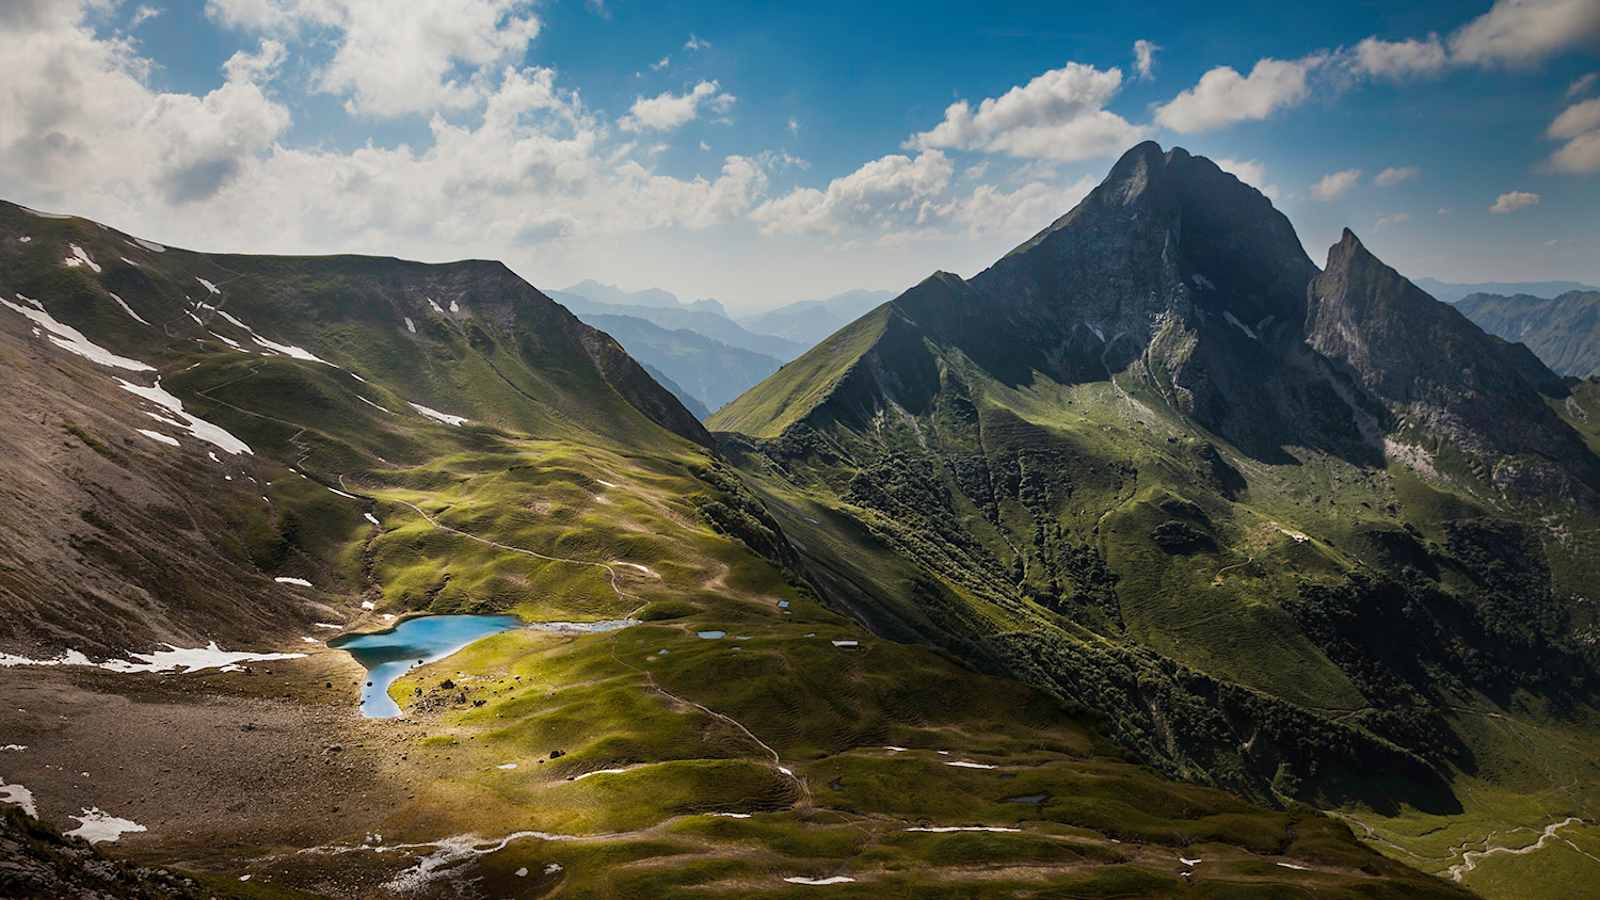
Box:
2, 0, 1597, 311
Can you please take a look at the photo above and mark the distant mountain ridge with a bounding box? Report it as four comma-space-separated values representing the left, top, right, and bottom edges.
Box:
1412, 277, 1598, 305
582, 312, 782, 416
1457, 289, 1600, 378
736, 288, 896, 347
546, 282, 806, 361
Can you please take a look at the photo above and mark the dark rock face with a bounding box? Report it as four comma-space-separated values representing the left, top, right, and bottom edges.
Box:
1307, 230, 1596, 496
0, 808, 210, 899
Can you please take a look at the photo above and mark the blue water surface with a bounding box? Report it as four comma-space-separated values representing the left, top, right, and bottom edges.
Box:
329, 614, 520, 717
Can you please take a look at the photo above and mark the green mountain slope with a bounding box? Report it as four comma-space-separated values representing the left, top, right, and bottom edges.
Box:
1457, 290, 1600, 377
712, 143, 1600, 899
0, 195, 1468, 898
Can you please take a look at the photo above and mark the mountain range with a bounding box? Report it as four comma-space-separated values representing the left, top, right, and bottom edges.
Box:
1411, 277, 1599, 305
714, 143, 1600, 891
1456, 289, 1600, 378
2, 143, 1596, 898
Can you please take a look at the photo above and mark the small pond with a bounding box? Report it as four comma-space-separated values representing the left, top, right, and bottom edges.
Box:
329, 614, 521, 718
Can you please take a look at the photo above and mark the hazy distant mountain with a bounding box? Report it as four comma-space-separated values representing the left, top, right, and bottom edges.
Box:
638, 361, 712, 419
737, 288, 896, 347
1413, 277, 1598, 305
581, 312, 783, 415
548, 287, 805, 361
1458, 290, 1600, 377
555, 278, 683, 309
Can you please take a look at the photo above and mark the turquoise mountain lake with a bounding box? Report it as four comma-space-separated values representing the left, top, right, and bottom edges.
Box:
329, 614, 521, 718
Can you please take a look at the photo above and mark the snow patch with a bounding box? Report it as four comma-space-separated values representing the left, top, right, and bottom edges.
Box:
117, 378, 251, 455
449, 299, 461, 313
426, 298, 444, 314
105, 292, 149, 326
0, 642, 303, 674
133, 238, 166, 252
252, 333, 332, 365
570, 767, 629, 782
496, 763, 517, 770
18, 236, 31, 243
361, 601, 376, 610
906, 826, 1021, 833
1179, 857, 1202, 867
709, 812, 752, 818
784, 876, 855, 885
0, 745, 25, 752
209, 331, 245, 350
408, 402, 469, 427
65, 808, 146, 844
314, 623, 343, 630
195, 277, 221, 295
327, 486, 359, 500
831, 640, 859, 648
135, 429, 179, 447
364, 513, 381, 526
357, 396, 393, 414
404, 316, 416, 334
65, 245, 102, 273
275, 577, 313, 587
945, 761, 996, 770
1276, 862, 1310, 871
3, 295, 156, 371
0, 778, 37, 817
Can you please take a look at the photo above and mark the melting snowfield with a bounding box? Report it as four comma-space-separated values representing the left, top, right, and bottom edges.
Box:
117, 378, 253, 455
2, 295, 155, 371
65, 808, 147, 844
0, 642, 303, 674
408, 402, 470, 427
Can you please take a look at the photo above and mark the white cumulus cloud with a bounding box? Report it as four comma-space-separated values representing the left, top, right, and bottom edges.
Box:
1153, 55, 1324, 133
1311, 169, 1362, 200
1348, 35, 1447, 79
1133, 40, 1160, 80
1450, 0, 1600, 68
619, 81, 735, 132
1489, 190, 1540, 213
206, 0, 542, 118
908, 62, 1145, 162
223, 38, 287, 84
1374, 165, 1420, 186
